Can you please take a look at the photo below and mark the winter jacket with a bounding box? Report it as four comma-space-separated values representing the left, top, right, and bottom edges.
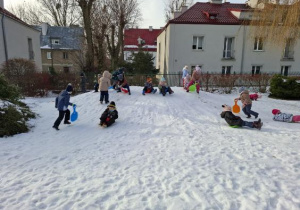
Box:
273, 113, 293, 122
55, 90, 72, 111
144, 82, 154, 89
100, 108, 118, 126
158, 80, 167, 88
99, 71, 112, 91
192, 70, 201, 81
220, 111, 243, 126
182, 68, 188, 78
239, 90, 252, 105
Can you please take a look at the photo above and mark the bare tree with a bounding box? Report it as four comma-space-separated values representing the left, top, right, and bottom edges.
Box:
248, 0, 300, 46
164, 0, 193, 22
8, 2, 50, 25
76, 0, 96, 71
37, 0, 81, 26
105, 0, 141, 70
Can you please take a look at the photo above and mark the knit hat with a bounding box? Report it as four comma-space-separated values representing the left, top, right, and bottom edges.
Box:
160, 77, 166, 82
272, 109, 280, 115
184, 65, 188, 69
239, 86, 246, 93
107, 101, 116, 108
222, 104, 232, 112
147, 77, 152, 82
66, 83, 73, 93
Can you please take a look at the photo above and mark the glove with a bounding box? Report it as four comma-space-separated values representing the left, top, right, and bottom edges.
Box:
72, 104, 76, 107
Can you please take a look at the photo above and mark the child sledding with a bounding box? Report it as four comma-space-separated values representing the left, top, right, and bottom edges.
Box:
272, 109, 300, 123
158, 77, 174, 96
99, 101, 118, 128
221, 104, 263, 130
142, 77, 157, 95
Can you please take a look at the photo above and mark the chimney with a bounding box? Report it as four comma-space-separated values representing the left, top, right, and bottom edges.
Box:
210, 0, 223, 4
41, 23, 48, 36
0, 0, 4, 8
149, 26, 153, 31
180, 5, 188, 13
173, 11, 182, 19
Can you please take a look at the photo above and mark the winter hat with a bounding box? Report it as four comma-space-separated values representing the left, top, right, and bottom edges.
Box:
107, 101, 116, 108
272, 109, 280, 115
160, 77, 166, 82
184, 65, 188, 69
66, 83, 73, 93
147, 77, 152, 82
238, 86, 246, 93
222, 104, 232, 112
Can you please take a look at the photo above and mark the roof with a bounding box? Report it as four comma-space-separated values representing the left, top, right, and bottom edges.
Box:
124, 28, 161, 46
34, 25, 84, 50
169, 2, 249, 25
0, 7, 38, 31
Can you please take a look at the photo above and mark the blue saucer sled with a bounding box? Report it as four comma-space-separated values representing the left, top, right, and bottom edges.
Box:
70, 105, 78, 122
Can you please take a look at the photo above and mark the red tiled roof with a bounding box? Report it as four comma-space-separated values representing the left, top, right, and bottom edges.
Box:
0, 7, 31, 27
169, 2, 249, 25
124, 28, 162, 46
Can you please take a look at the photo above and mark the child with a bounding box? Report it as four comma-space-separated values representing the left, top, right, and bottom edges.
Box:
184, 74, 191, 90
117, 70, 131, 95
186, 68, 201, 93
53, 83, 76, 130
182, 65, 188, 87
221, 104, 263, 130
94, 74, 101, 92
99, 101, 118, 128
249, 93, 262, 101
272, 109, 300, 123
99, 70, 111, 104
142, 77, 157, 95
158, 77, 174, 96
235, 87, 259, 118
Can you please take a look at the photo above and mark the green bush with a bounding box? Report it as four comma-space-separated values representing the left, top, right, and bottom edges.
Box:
269, 74, 300, 99
0, 75, 35, 137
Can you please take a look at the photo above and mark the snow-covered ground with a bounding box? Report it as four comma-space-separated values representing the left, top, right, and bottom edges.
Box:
1, 87, 300, 210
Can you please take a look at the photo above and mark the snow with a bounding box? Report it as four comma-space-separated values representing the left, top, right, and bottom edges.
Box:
1, 87, 300, 210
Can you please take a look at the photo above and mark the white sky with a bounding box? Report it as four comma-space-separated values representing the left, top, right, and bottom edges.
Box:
5, 0, 244, 29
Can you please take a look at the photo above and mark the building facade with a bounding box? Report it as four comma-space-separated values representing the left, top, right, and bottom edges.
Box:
0, 1, 42, 69
35, 23, 84, 73
124, 27, 161, 66
156, 1, 300, 76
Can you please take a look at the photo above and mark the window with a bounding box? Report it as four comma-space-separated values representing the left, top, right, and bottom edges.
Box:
47, 52, 52, 59
222, 66, 231, 75
254, 37, 263, 51
223, 37, 234, 58
252, 66, 261, 75
283, 39, 294, 59
281, 66, 290, 76
28, 38, 34, 60
64, 67, 70, 73
51, 39, 60, 45
192, 36, 204, 50
63, 52, 68, 59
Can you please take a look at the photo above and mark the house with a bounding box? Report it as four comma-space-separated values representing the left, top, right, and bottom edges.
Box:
156, 0, 300, 76
35, 23, 84, 73
0, 0, 42, 69
124, 26, 161, 66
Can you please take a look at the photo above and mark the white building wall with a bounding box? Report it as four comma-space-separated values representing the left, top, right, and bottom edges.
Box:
157, 23, 300, 75
0, 14, 42, 69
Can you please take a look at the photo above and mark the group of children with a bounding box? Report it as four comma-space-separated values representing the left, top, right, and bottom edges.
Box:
52, 67, 299, 130
182, 65, 201, 93
220, 86, 300, 130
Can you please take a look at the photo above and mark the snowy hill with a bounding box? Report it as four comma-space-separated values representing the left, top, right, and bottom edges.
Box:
1, 87, 300, 210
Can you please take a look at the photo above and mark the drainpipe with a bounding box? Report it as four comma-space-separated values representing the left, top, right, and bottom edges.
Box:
1, 13, 8, 62
240, 25, 246, 74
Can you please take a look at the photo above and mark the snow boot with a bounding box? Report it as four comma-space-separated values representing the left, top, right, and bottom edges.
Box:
253, 118, 262, 130
52, 125, 59, 130
64, 121, 71, 124
152, 89, 157, 94
142, 90, 145, 95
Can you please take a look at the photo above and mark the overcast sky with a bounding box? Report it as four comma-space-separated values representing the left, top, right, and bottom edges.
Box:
5, 0, 244, 29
